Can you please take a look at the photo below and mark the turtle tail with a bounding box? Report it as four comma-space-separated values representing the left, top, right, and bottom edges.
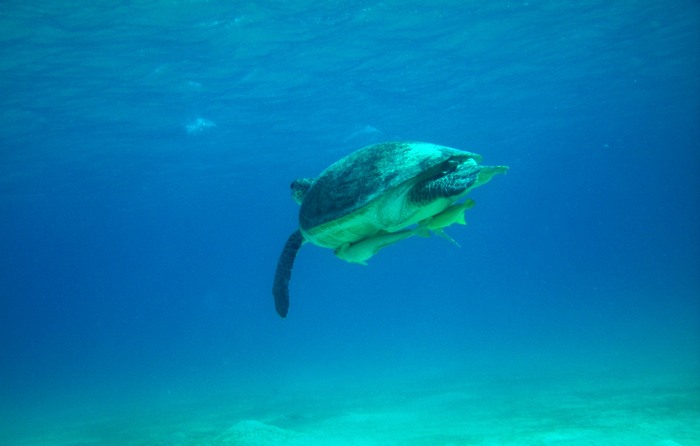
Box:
272, 229, 304, 318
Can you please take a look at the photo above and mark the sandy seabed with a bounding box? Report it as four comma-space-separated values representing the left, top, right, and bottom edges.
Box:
5, 368, 699, 446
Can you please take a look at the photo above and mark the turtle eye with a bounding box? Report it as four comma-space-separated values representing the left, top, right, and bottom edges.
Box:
442, 159, 459, 173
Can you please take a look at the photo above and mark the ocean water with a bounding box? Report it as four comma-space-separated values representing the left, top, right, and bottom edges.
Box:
1, 0, 699, 444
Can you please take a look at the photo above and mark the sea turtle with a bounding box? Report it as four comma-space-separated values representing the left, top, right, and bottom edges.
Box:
272, 141, 508, 318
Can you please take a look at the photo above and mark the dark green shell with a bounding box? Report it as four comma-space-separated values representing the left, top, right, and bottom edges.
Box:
298, 141, 481, 231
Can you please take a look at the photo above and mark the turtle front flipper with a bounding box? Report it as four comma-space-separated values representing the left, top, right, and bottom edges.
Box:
272, 229, 304, 318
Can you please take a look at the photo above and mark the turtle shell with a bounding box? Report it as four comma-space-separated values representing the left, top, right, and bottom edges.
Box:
298, 141, 482, 232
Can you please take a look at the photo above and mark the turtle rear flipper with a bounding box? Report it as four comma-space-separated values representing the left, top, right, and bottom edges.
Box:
272, 230, 304, 318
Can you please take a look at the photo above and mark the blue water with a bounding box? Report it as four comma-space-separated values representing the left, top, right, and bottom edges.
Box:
1, 1, 699, 444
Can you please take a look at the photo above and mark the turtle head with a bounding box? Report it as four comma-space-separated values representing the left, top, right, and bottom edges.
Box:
290, 177, 315, 205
